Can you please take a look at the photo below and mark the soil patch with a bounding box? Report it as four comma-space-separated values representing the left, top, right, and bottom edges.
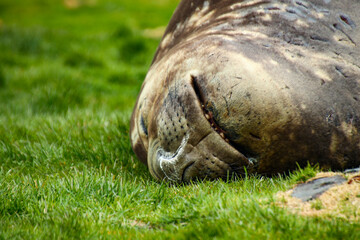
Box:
276, 172, 360, 221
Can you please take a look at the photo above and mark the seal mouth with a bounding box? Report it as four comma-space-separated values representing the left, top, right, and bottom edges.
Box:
190, 75, 258, 167
190, 75, 230, 142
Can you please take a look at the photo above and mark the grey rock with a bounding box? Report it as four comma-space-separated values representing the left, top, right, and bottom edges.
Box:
344, 167, 360, 174
291, 175, 347, 202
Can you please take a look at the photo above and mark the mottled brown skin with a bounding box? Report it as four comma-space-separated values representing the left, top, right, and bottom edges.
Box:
130, 0, 360, 182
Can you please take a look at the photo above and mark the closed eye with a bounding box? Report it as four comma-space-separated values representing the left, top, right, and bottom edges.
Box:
140, 115, 148, 137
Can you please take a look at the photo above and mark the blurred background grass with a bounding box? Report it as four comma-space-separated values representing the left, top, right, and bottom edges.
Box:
0, 0, 178, 177
0, 0, 178, 114
1, 1, 359, 239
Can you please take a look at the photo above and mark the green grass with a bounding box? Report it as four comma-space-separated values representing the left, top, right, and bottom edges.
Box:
0, 0, 359, 239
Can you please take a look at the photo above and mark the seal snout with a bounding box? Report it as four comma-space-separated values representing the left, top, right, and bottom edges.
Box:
146, 74, 252, 182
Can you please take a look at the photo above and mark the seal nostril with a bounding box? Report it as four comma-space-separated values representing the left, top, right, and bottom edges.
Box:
182, 161, 195, 181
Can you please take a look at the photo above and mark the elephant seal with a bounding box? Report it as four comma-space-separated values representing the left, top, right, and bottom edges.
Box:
130, 0, 360, 182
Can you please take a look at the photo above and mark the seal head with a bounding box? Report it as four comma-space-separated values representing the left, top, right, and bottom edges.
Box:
130, 0, 360, 182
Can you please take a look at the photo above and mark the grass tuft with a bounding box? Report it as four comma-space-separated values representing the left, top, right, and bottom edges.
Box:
291, 163, 318, 183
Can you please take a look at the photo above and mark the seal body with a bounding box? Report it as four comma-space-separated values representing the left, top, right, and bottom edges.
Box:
130, 0, 360, 182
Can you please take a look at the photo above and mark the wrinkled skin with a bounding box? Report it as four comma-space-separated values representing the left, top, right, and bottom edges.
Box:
130, 0, 360, 182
